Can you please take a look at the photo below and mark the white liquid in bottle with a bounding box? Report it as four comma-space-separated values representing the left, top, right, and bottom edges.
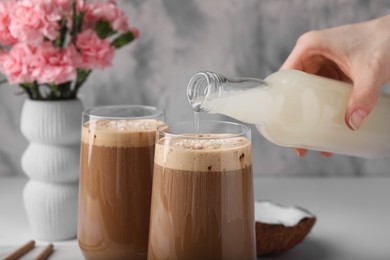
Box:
189, 70, 390, 158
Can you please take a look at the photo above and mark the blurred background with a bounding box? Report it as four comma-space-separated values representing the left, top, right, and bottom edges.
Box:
1, 0, 390, 177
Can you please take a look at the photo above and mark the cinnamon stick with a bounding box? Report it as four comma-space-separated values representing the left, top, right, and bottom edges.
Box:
3, 240, 35, 260
34, 243, 54, 260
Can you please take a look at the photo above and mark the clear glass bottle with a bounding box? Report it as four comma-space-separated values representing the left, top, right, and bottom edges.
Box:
187, 70, 390, 158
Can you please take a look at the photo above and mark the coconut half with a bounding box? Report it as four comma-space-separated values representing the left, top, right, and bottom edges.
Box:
255, 201, 316, 257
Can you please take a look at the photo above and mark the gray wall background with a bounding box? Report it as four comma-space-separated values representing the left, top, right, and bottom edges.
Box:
1, 0, 390, 177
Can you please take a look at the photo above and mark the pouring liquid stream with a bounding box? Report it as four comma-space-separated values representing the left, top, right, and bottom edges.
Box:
194, 112, 200, 134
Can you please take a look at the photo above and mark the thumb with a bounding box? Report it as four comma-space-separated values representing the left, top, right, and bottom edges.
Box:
345, 75, 380, 130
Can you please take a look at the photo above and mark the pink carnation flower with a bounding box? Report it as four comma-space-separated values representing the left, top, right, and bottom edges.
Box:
75, 29, 115, 70
83, 1, 129, 32
0, 1, 18, 46
0, 42, 79, 85
130, 27, 140, 39
33, 0, 84, 16
33, 42, 78, 84
0, 43, 37, 84
9, 0, 60, 45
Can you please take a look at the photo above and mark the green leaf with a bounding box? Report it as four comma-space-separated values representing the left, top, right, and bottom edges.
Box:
71, 0, 77, 35
71, 0, 84, 36
49, 83, 60, 97
75, 68, 92, 89
111, 31, 136, 49
95, 20, 116, 39
73, 12, 84, 35
19, 83, 33, 99
20, 81, 42, 100
58, 81, 72, 98
54, 1, 74, 48
54, 20, 68, 48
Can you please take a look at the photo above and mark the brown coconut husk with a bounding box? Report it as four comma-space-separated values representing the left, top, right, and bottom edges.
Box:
256, 216, 316, 257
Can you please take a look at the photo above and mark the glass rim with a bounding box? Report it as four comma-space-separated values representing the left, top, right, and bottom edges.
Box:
83, 104, 164, 120
157, 120, 251, 140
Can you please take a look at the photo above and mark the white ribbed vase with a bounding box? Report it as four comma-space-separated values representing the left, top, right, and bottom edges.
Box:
20, 99, 83, 241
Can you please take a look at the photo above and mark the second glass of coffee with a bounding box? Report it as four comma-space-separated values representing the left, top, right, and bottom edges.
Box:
148, 121, 256, 260
78, 105, 164, 260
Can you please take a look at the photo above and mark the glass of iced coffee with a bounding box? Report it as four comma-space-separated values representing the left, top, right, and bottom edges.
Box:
148, 121, 256, 260
78, 105, 164, 260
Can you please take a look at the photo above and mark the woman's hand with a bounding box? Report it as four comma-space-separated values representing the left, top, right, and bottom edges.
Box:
281, 14, 390, 157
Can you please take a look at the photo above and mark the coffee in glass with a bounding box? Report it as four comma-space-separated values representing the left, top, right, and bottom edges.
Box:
78, 105, 164, 260
148, 121, 256, 260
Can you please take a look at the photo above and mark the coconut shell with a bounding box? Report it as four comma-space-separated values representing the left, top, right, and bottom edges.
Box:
256, 216, 316, 257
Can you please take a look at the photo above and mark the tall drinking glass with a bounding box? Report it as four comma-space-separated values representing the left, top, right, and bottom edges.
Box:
78, 105, 164, 260
148, 121, 256, 260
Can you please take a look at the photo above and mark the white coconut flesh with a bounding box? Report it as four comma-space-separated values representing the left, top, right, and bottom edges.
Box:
255, 201, 315, 227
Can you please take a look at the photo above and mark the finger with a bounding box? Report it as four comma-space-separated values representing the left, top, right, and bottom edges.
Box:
280, 46, 305, 71
345, 72, 380, 130
281, 43, 344, 77
316, 59, 351, 82
320, 151, 333, 157
294, 148, 308, 157
281, 31, 327, 73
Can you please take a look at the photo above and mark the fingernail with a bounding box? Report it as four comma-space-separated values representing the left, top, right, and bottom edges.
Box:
294, 149, 306, 157
349, 109, 367, 130
320, 152, 332, 158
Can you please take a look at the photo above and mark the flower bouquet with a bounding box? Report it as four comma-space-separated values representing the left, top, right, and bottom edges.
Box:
0, 0, 139, 241
0, 0, 138, 100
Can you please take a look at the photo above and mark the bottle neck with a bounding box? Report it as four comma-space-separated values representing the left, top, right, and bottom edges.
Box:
187, 71, 269, 113
187, 71, 225, 112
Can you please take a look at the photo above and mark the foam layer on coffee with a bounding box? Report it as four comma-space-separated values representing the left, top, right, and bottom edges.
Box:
155, 134, 251, 171
82, 119, 164, 147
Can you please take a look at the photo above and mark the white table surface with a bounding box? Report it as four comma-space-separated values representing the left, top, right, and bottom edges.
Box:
1, 176, 390, 260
